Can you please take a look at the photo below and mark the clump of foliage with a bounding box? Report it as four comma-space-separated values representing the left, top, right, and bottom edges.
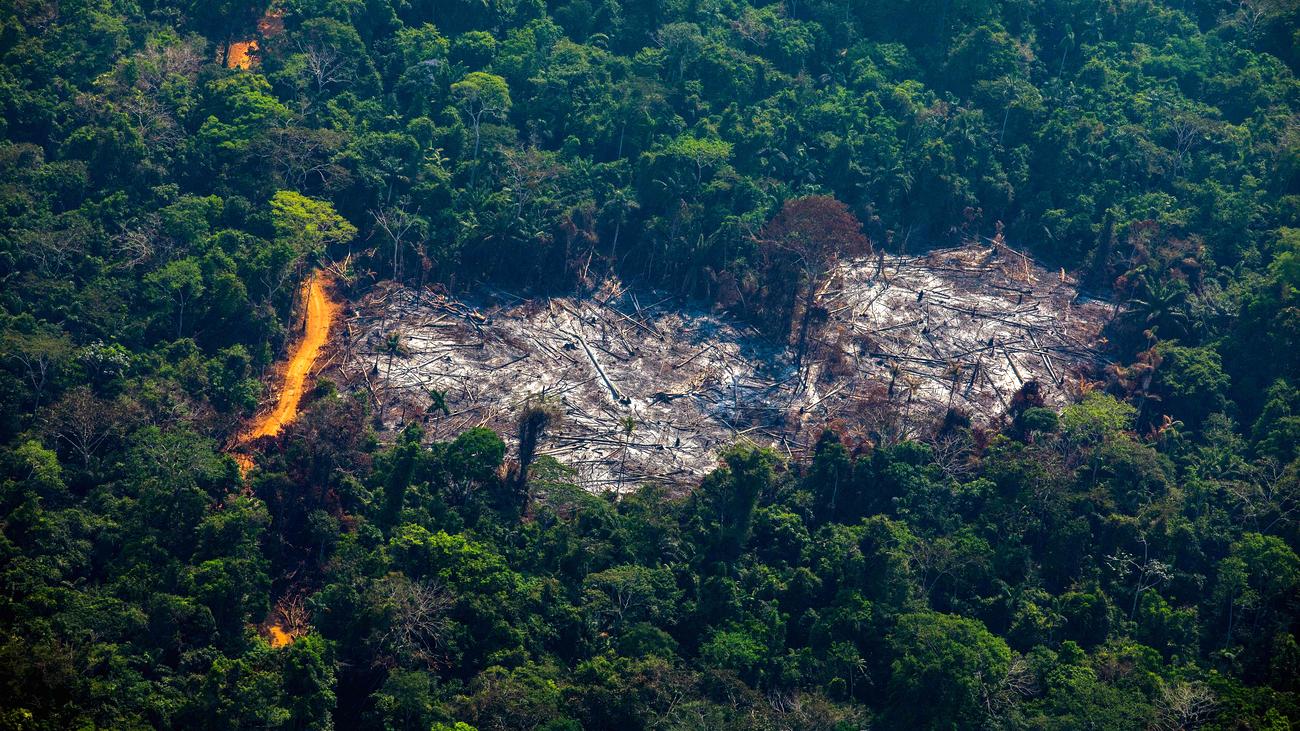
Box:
1, 0, 1299, 727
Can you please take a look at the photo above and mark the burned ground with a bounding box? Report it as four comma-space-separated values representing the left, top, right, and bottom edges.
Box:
329, 243, 1112, 490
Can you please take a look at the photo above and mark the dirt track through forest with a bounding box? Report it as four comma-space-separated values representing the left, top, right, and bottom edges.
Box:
246, 275, 338, 441
231, 273, 338, 474
236, 274, 337, 648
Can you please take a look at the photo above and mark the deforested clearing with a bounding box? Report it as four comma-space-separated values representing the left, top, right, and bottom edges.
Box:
334, 242, 1111, 490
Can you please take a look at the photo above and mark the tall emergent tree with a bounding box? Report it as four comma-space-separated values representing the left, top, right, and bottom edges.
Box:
757, 195, 871, 366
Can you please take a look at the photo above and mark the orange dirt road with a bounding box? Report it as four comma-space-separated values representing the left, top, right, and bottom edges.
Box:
267, 624, 294, 648
244, 274, 339, 443
226, 40, 258, 69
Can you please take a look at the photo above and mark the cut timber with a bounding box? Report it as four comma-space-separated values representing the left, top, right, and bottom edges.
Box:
1027, 330, 1061, 384
576, 332, 626, 405
673, 343, 715, 370
340, 243, 1112, 491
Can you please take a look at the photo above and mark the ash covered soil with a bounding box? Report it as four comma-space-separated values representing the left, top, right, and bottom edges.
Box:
331, 243, 1112, 490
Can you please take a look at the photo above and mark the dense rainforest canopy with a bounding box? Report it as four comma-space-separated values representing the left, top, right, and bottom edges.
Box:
2, 0, 1300, 728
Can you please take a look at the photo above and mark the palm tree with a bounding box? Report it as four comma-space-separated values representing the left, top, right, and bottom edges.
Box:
426, 388, 450, 433
516, 394, 563, 502
1126, 271, 1190, 338
379, 332, 405, 425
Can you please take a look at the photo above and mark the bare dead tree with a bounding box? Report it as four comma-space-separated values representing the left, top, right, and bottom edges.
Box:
730, 9, 771, 47
267, 126, 347, 190
112, 38, 203, 151
1233, 0, 1290, 40
372, 573, 454, 667
276, 594, 312, 638
985, 654, 1038, 720
371, 202, 424, 283
1107, 539, 1172, 619
44, 387, 121, 468
120, 92, 187, 150
17, 226, 82, 279
929, 428, 977, 479
7, 330, 72, 413
297, 39, 353, 97
113, 214, 165, 270
1166, 110, 1217, 179
1226, 458, 1300, 533
1151, 681, 1217, 731
501, 146, 563, 221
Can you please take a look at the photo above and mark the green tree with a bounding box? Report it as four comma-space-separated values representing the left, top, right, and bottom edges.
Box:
270, 191, 358, 255
1152, 343, 1230, 428
451, 72, 511, 184
267, 191, 357, 297
582, 564, 682, 635
145, 257, 205, 338
885, 611, 1013, 729
281, 634, 337, 730
688, 445, 779, 562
